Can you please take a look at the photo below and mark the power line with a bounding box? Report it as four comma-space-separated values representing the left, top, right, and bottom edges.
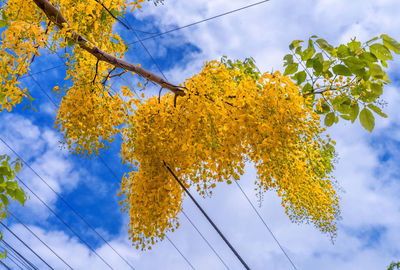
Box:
165, 235, 196, 270
1, 224, 52, 269
233, 180, 298, 270
0, 257, 12, 270
94, 0, 156, 35
0, 243, 29, 270
128, 0, 270, 45
0, 136, 116, 270
13, 175, 115, 270
0, 134, 135, 269
1, 241, 37, 270
20, 1, 270, 81
20, 64, 65, 78
164, 163, 251, 270
0, 245, 28, 270
181, 211, 230, 270
9, 212, 74, 270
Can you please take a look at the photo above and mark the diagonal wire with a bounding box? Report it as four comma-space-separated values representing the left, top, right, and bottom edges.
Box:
0, 258, 12, 270
0, 137, 115, 270
13, 175, 114, 270
1, 226, 50, 269
1, 247, 29, 270
0, 243, 29, 270
9, 212, 74, 270
165, 235, 196, 270
233, 180, 298, 269
164, 163, 250, 270
181, 210, 230, 270
128, 0, 270, 45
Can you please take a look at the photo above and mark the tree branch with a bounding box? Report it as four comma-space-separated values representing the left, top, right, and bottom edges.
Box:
32, 0, 185, 96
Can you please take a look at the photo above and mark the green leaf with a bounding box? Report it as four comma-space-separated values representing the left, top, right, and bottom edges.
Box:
283, 54, 294, 65
14, 188, 26, 206
359, 108, 375, 132
369, 43, 393, 61
324, 112, 335, 127
348, 40, 361, 52
14, 162, 21, 173
306, 58, 313, 68
293, 71, 307, 84
303, 83, 313, 93
340, 115, 352, 120
316, 101, 330, 114
343, 56, 365, 71
337, 45, 352, 58
6, 181, 18, 190
359, 52, 378, 63
350, 103, 359, 123
370, 64, 385, 79
322, 61, 331, 72
0, 194, 9, 206
367, 104, 388, 118
312, 54, 323, 74
370, 82, 383, 96
301, 47, 315, 61
365, 37, 379, 45
283, 63, 298, 76
332, 64, 352, 76
316, 39, 334, 51
289, 40, 303, 50
338, 99, 351, 114
0, 20, 6, 28
381, 34, 400, 54
0, 249, 5, 259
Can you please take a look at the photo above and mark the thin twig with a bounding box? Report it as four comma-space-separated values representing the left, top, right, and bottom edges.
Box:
92, 59, 100, 84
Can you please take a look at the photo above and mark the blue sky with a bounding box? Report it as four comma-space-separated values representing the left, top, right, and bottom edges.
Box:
1, 0, 400, 269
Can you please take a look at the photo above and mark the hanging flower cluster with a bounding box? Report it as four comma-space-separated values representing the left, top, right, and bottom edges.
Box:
120, 61, 339, 250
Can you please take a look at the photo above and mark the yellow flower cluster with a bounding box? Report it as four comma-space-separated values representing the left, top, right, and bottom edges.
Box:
0, 1, 47, 112
55, 82, 128, 155
120, 61, 339, 250
52, 0, 143, 154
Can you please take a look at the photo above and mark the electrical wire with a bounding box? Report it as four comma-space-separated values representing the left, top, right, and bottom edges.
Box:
9, 212, 74, 270
0, 244, 27, 270
165, 235, 196, 270
181, 211, 230, 270
1, 225, 50, 269
1, 242, 34, 270
11, 175, 115, 270
127, 0, 270, 45
0, 123, 134, 270
233, 180, 298, 269
0, 257, 12, 270
164, 163, 251, 270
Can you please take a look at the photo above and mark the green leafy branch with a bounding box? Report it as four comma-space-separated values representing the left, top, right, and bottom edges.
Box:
284, 34, 400, 131
388, 261, 400, 270
0, 154, 27, 259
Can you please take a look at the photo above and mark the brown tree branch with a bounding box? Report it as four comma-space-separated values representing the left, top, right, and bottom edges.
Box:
32, 0, 185, 96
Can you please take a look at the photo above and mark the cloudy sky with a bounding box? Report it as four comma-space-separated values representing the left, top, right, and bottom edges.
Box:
1, 0, 400, 269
